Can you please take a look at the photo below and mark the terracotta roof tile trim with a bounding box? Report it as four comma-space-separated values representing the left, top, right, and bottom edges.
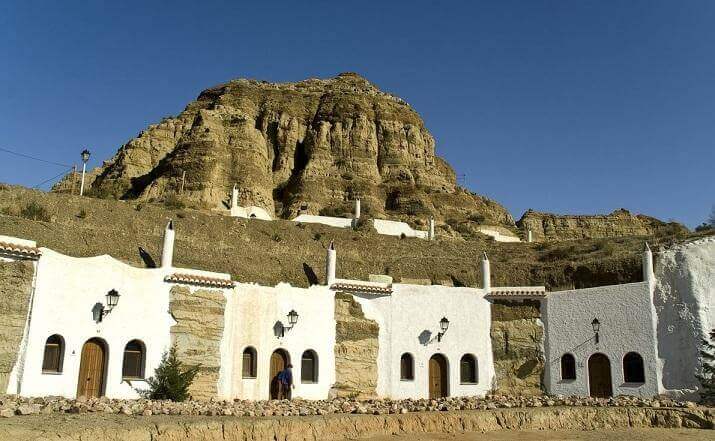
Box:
164, 273, 234, 288
0, 241, 42, 259
330, 282, 393, 294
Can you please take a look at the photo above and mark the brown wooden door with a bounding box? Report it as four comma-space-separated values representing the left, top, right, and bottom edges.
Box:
588, 353, 613, 398
269, 350, 288, 399
428, 354, 448, 399
77, 339, 106, 398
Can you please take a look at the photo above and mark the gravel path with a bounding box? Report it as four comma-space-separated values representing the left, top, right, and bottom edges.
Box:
365, 428, 715, 441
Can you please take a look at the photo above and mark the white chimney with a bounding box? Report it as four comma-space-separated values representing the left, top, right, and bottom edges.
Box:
326, 241, 336, 286
527, 229, 533, 243
428, 217, 435, 241
481, 252, 491, 292
643, 242, 654, 289
161, 220, 175, 269
231, 184, 238, 209
354, 198, 361, 220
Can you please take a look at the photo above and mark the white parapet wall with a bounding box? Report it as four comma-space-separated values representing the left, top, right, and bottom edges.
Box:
475, 226, 521, 243
372, 219, 429, 239
230, 206, 273, 221
292, 214, 354, 229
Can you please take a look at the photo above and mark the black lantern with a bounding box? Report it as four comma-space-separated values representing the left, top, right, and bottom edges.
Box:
438, 317, 450, 342
288, 309, 299, 326
106, 289, 120, 309
81, 149, 91, 164
591, 318, 600, 344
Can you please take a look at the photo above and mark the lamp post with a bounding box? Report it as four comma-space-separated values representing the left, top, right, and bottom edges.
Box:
79, 149, 91, 196
281, 309, 299, 337
437, 317, 450, 342
98, 289, 120, 322
591, 318, 600, 344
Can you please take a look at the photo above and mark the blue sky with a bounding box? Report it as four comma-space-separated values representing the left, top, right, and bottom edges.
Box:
1, 1, 713, 227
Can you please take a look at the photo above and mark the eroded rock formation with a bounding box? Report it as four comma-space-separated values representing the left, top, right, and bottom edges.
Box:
66, 73, 514, 227
517, 209, 685, 242
0, 261, 34, 392
169, 286, 226, 400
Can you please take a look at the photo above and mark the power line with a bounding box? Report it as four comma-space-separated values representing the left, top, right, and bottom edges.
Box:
32, 167, 75, 189
0, 146, 73, 168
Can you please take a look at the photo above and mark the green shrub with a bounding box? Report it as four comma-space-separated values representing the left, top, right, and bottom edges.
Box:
77, 209, 87, 219
20, 201, 50, 222
138, 344, 199, 402
698, 329, 715, 404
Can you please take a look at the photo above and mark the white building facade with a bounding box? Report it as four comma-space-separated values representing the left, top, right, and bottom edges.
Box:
1, 227, 713, 402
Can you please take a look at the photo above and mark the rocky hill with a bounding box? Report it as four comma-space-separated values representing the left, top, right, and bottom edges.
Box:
517, 209, 686, 241
61, 73, 513, 229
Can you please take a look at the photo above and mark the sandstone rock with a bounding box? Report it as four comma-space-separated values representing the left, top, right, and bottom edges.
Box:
0, 408, 14, 418
63, 73, 514, 231
0, 261, 34, 392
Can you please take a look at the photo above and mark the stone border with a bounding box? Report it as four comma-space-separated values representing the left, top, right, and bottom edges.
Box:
0, 406, 713, 441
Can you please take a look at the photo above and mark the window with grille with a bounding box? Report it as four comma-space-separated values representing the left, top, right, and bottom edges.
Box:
301, 350, 318, 383
242, 347, 257, 378
460, 354, 477, 384
42, 334, 64, 373
122, 340, 145, 379
400, 353, 414, 380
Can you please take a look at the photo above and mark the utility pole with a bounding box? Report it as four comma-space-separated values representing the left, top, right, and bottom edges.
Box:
80, 149, 91, 196
71, 165, 77, 195
180, 170, 186, 194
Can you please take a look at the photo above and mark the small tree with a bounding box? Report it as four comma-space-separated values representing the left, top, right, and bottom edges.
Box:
139, 344, 199, 402
697, 329, 715, 403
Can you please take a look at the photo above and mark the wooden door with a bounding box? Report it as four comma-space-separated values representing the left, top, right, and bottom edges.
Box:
428, 354, 448, 399
77, 339, 106, 398
588, 353, 613, 398
269, 350, 288, 399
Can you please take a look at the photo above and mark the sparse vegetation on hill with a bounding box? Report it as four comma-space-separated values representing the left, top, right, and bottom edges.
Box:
0, 185, 709, 290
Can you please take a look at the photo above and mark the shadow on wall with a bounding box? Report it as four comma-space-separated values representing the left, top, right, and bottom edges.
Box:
418, 330, 433, 346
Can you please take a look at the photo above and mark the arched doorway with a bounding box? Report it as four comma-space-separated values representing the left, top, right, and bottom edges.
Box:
269, 349, 290, 399
588, 353, 613, 398
77, 338, 107, 398
428, 354, 449, 399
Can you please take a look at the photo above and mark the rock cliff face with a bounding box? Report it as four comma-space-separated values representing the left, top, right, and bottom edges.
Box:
0, 261, 34, 393
517, 209, 684, 242
72, 73, 514, 226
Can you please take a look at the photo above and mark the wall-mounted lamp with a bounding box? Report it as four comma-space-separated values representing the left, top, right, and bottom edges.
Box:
437, 317, 450, 342
591, 318, 600, 344
281, 309, 299, 337
97, 289, 120, 322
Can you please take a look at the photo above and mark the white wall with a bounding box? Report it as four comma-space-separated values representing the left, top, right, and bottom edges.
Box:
543, 282, 661, 397
292, 214, 353, 229
230, 206, 272, 221
227, 283, 336, 400
9, 249, 175, 399
475, 227, 521, 243
653, 237, 715, 399
353, 284, 494, 399
373, 219, 429, 239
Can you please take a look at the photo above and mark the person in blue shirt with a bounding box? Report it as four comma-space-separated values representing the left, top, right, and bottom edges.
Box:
277, 364, 294, 400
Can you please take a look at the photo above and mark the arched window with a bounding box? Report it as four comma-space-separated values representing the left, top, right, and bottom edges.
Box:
301, 350, 318, 383
122, 340, 145, 379
623, 352, 645, 383
400, 353, 414, 381
242, 347, 257, 378
42, 334, 64, 373
460, 354, 478, 384
561, 354, 576, 380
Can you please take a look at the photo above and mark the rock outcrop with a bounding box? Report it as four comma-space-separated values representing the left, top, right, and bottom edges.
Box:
517, 209, 685, 242
60, 73, 514, 228
0, 261, 34, 392
332, 293, 379, 398
169, 286, 227, 400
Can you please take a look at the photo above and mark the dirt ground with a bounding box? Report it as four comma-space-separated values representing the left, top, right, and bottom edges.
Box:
364, 428, 715, 441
